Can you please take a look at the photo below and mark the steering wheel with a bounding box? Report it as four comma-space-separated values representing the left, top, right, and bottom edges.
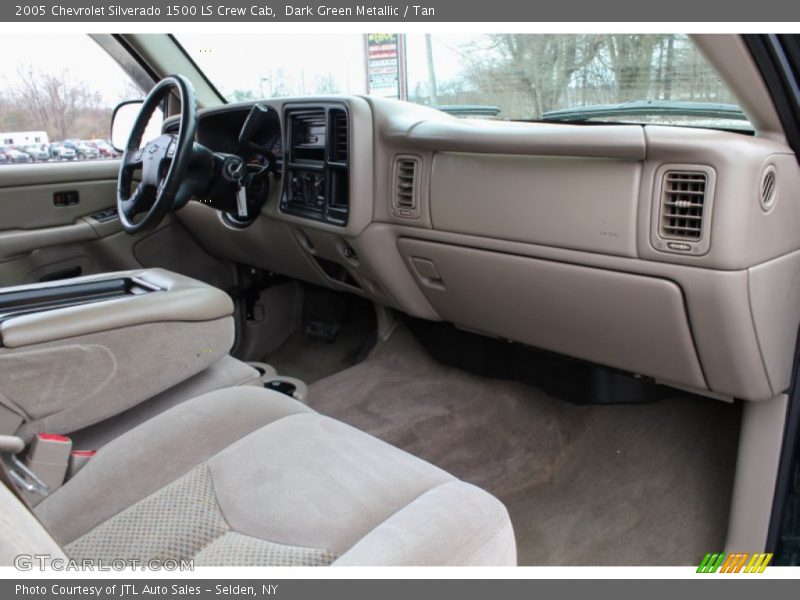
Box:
117, 75, 198, 234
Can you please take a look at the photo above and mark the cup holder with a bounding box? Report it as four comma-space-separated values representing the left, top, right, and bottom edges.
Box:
264, 376, 308, 401
265, 380, 297, 396
246, 361, 277, 380
247, 362, 307, 402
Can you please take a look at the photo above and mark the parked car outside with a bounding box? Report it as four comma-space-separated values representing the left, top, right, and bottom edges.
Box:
0, 151, 8, 165
49, 143, 76, 161
63, 139, 98, 159
89, 139, 119, 158
74, 141, 100, 160
23, 144, 50, 162
0, 146, 31, 163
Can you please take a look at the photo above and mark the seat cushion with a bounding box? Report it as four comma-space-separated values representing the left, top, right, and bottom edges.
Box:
35, 386, 516, 566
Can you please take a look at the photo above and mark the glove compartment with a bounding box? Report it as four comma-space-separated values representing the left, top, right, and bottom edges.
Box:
398, 237, 707, 391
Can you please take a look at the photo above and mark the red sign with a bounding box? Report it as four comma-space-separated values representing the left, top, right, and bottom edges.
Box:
364, 33, 407, 100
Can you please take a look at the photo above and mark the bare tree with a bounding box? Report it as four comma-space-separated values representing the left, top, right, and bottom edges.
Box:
313, 73, 340, 95
605, 35, 661, 102
451, 33, 735, 120
11, 66, 104, 139
461, 34, 602, 118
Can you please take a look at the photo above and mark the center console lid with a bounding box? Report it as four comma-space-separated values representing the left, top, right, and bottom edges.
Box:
0, 269, 233, 348
0, 269, 236, 439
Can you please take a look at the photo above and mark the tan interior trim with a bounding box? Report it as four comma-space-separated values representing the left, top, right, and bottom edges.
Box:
725, 393, 788, 552
0, 222, 99, 259
389, 116, 646, 159
0, 269, 233, 348
0, 160, 120, 188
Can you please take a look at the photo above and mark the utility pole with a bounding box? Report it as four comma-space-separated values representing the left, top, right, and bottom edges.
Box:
425, 34, 438, 104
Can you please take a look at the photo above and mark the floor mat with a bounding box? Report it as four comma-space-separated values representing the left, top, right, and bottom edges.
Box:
262, 297, 375, 384
306, 325, 741, 566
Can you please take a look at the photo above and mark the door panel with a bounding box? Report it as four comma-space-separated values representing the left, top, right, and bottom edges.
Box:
0, 161, 120, 230
0, 161, 236, 289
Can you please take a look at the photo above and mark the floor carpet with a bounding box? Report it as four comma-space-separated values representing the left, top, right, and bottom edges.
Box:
262, 296, 375, 384
303, 324, 741, 566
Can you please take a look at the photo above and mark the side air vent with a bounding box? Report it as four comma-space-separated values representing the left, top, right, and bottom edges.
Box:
760, 165, 777, 212
393, 156, 421, 218
329, 109, 348, 163
651, 165, 715, 256
660, 171, 707, 240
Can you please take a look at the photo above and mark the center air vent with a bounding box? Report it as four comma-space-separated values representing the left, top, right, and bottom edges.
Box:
282, 103, 350, 226
393, 156, 421, 218
651, 165, 715, 256
289, 109, 326, 162
329, 109, 348, 163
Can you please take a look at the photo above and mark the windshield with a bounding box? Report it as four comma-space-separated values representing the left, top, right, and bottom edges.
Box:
177, 33, 751, 130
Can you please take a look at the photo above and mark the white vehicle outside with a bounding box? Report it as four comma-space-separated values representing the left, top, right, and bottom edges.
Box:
0, 130, 49, 146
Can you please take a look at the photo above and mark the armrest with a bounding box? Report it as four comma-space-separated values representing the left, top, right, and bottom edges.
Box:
0, 269, 233, 348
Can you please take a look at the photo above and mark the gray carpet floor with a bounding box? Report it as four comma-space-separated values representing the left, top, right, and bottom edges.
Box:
303, 324, 741, 566
262, 308, 374, 385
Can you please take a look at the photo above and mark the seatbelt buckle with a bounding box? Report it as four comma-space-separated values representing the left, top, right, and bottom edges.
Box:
67, 449, 96, 479
20, 433, 72, 503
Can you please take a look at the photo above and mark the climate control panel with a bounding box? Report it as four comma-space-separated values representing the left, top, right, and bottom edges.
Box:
280, 103, 349, 226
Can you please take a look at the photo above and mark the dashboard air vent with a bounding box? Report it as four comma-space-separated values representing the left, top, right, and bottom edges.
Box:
330, 109, 348, 163
659, 171, 707, 241
393, 156, 421, 218
289, 109, 326, 162
760, 166, 777, 212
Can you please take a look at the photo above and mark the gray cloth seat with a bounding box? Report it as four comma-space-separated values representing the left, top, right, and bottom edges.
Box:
23, 386, 516, 566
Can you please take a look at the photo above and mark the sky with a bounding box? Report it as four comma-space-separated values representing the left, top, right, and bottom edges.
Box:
0, 33, 482, 106
176, 33, 481, 99
0, 34, 136, 105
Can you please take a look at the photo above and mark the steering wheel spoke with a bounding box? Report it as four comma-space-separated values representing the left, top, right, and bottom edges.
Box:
120, 184, 151, 220
123, 148, 144, 171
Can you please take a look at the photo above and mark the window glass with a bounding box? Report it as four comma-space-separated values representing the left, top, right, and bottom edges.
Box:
0, 34, 142, 165
178, 33, 749, 130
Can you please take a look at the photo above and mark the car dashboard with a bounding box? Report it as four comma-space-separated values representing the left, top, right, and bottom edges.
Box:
168, 95, 800, 404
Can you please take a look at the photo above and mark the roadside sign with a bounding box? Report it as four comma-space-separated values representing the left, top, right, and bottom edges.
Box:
364, 33, 407, 100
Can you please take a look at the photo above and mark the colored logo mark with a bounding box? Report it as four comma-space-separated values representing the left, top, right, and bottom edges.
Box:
697, 552, 772, 573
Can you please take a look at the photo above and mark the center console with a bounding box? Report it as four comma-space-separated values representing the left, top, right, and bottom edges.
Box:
0, 269, 235, 439
0, 277, 159, 328
281, 103, 350, 226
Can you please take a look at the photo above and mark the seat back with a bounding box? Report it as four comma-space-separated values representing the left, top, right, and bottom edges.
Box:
0, 482, 67, 567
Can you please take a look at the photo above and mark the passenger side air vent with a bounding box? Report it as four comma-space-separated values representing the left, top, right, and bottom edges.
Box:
760, 165, 777, 212
329, 109, 348, 163
392, 156, 421, 218
660, 171, 706, 240
651, 165, 715, 256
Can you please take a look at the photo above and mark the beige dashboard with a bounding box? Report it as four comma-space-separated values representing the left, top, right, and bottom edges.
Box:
175, 95, 800, 403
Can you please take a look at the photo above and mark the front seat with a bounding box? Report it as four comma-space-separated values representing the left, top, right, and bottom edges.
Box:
3, 387, 516, 566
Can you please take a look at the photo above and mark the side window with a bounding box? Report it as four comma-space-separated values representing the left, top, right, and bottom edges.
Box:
0, 34, 144, 165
